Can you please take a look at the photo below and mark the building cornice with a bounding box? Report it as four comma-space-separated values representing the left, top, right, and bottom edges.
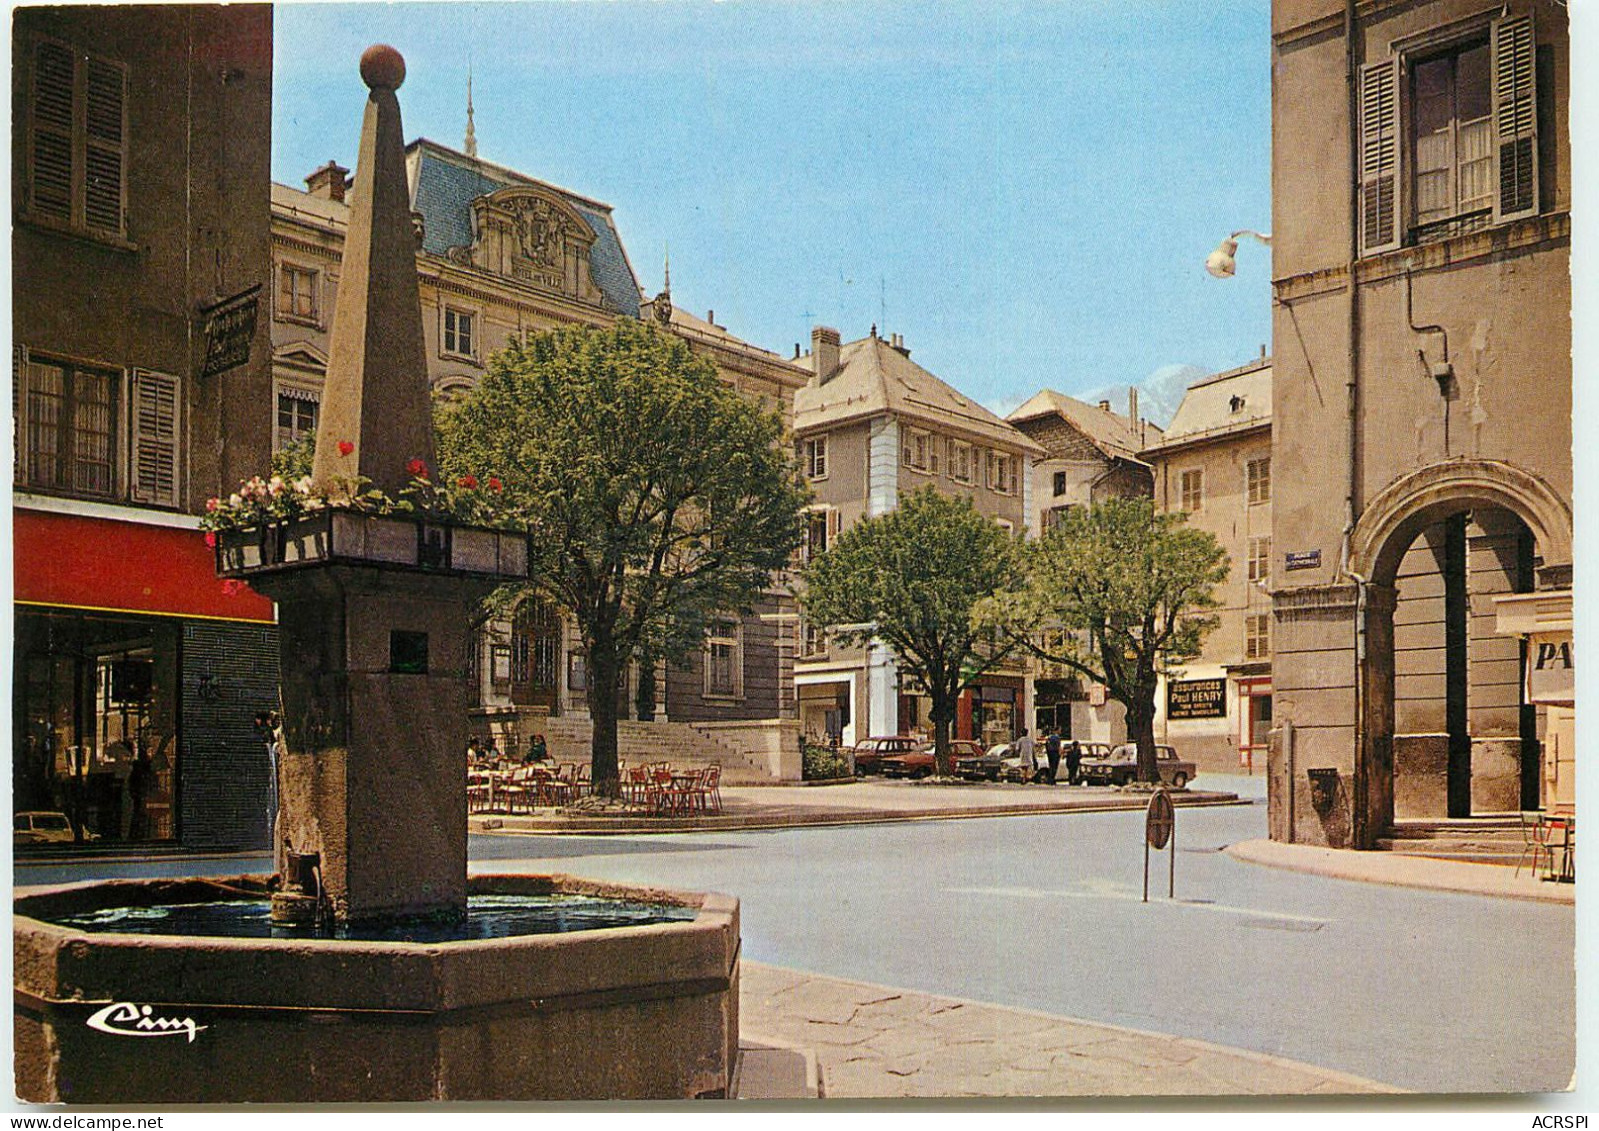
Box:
14, 492, 201, 530
1142, 419, 1270, 459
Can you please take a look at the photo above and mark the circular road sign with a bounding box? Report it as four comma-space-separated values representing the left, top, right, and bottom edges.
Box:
1146, 788, 1175, 850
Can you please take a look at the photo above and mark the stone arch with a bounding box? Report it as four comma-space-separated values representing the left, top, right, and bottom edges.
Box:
1349, 459, 1571, 586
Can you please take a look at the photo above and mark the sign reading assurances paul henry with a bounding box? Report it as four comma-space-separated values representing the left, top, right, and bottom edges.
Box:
1167, 677, 1226, 719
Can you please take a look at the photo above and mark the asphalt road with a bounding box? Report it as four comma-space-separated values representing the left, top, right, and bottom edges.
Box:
16, 776, 1575, 1095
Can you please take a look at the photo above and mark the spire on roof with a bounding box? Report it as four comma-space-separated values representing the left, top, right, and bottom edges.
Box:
653, 245, 673, 325
464, 66, 478, 159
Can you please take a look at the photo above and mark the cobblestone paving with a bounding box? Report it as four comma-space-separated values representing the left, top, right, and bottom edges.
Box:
739, 962, 1397, 1098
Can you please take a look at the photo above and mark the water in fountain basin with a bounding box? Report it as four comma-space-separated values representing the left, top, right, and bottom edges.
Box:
48, 893, 696, 942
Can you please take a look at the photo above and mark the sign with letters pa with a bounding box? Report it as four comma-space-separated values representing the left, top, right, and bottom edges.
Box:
1167, 677, 1226, 719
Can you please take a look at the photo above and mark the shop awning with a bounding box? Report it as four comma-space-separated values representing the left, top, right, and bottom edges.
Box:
14, 507, 275, 623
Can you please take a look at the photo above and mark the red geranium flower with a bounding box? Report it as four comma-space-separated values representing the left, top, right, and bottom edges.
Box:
221, 579, 245, 597
337, 440, 355, 456
457, 474, 479, 489
407, 458, 429, 478
487, 477, 503, 492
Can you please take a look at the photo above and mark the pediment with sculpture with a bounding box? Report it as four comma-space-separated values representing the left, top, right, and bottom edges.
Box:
467, 187, 605, 306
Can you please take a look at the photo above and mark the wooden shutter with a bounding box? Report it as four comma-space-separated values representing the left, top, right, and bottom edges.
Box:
827, 507, 842, 549
1358, 58, 1402, 255
130, 369, 179, 507
13, 344, 28, 484
1492, 14, 1538, 223
30, 41, 75, 222
83, 57, 126, 234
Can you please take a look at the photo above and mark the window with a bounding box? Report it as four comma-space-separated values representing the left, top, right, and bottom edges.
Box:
277, 263, 319, 324
804, 436, 828, 480
948, 439, 973, 484
17, 353, 124, 500
705, 617, 743, 698
276, 389, 319, 450
1246, 613, 1271, 660
443, 308, 476, 358
803, 507, 839, 564
1247, 457, 1271, 505
1358, 14, 1538, 255
1179, 468, 1203, 513
986, 451, 1015, 494
799, 618, 826, 659
1247, 536, 1272, 585
567, 651, 588, 693
26, 39, 127, 239
1053, 470, 1068, 497
996, 519, 1014, 535
901, 426, 936, 474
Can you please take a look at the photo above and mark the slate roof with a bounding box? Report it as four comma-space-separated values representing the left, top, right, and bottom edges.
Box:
1143, 357, 1272, 452
795, 335, 1044, 455
1006, 388, 1161, 461
405, 138, 641, 318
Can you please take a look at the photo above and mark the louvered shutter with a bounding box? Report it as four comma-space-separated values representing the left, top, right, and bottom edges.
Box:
13, 343, 29, 484
30, 41, 74, 223
130, 369, 179, 507
83, 57, 126, 234
1492, 14, 1538, 223
827, 507, 841, 550
1358, 58, 1402, 254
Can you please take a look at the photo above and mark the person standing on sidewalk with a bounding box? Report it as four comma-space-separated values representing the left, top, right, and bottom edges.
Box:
1044, 730, 1062, 784
1066, 739, 1083, 785
1015, 729, 1037, 783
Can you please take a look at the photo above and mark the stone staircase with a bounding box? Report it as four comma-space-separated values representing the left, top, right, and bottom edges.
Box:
535, 716, 777, 784
1376, 816, 1529, 866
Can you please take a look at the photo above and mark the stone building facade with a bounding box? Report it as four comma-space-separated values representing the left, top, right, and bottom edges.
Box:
1007, 388, 1161, 744
270, 139, 811, 779
1144, 356, 1274, 775
12, 5, 279, 850
1268, 0, 1571, 846
793, 328, 1043, 749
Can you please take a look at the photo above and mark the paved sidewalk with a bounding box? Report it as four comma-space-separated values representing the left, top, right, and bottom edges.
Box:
469, 779, 1244, 835
738, 962, 1397, 1097
1226, 838, 1575, 904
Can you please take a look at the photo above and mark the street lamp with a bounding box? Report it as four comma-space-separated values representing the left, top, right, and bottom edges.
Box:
1205, 229, 1272, 278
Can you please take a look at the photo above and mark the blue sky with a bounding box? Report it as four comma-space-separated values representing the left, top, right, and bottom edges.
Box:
272, 2, 1273, 422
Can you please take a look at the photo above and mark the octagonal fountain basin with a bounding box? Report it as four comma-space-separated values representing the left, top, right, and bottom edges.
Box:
14, 873, 740, 1103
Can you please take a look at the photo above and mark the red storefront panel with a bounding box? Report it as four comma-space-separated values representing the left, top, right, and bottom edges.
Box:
14, 509, 274, 623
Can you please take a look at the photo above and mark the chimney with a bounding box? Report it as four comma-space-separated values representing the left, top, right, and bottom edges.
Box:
1128, 387, 1139, 425
889, 332, 911, 358
812, 326, 841, 383
1098, 399, 1111, 412
305, 160, 351, 203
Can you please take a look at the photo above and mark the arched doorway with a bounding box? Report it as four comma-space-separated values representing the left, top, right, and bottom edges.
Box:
1347, 460, 1571, 845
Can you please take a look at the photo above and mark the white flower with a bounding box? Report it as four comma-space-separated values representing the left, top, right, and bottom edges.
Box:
228, 493, 243, 508
268, 475, 285, 497
295, 476, 314, 495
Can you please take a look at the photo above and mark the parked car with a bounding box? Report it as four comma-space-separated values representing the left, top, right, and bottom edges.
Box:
1079, 743, 1195, 788
13, 811, 95, 845
882, 739, 985, 780
1004, 740, 1115, 783
850, 736, 922, 776
954, 741, 1015, 781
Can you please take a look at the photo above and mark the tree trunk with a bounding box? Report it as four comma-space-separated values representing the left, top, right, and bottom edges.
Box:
634, 653, 656, 722
587, 639, 623, 798
1128, 693, 1159, 783
929, 695, 957, 777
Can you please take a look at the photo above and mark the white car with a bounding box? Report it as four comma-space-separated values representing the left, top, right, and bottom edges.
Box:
14, 810, 95, 845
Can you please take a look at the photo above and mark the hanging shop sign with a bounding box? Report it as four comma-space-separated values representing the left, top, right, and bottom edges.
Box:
200, 285, 261, 379
1525, 633, 1574, 706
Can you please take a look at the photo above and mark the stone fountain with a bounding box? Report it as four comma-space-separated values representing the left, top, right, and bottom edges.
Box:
14, 47, 739, 1103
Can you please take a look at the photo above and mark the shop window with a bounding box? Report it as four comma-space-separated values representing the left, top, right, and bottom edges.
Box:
705, 617, 743, 698
1359, 14, 1538, 254
1247, 456, 1271, 505
25, 38, 127, 239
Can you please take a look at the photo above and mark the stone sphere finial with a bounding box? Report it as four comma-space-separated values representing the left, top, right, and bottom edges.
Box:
360, 44, 406, 91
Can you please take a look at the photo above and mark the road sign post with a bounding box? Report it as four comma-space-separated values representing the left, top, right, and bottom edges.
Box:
1144, 787, 1176, 902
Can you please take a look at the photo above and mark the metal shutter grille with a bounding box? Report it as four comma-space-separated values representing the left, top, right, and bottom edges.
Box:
30, 42, 74, 221
131, 369, 179, 507
1358, 58, 1401, 255
83, 58, 125, 233
1492, 14, 1538, 222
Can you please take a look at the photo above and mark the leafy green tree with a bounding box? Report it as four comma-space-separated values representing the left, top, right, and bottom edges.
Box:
802, 487, 1026, 777
437, 320, 808, 794
990, 497, 1228, 783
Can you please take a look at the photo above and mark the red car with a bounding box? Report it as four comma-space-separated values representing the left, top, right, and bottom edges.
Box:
850, 736, 921, 776
881, 739, 986, 780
